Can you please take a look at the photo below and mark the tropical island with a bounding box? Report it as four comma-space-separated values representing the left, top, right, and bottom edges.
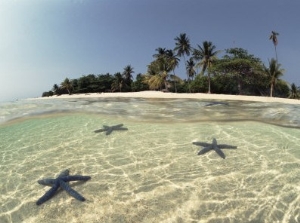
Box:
42, 32, 300, 100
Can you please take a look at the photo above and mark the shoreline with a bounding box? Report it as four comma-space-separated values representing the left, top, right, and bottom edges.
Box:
28, 91, 300, 104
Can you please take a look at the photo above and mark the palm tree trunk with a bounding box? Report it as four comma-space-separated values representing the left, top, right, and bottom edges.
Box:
270, 83, 274, 97
237, 74, 242, 95
207, 73, 211, 94
164, 80, 168, 91
173, 71, 177, 93
119, 82, 122, 92
183, 55, 191, 93
275, 46, 278, 62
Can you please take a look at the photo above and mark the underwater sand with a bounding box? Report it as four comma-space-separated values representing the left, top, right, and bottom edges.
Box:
0, 98, 300, 223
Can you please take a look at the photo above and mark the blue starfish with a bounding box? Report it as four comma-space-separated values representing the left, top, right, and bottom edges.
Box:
192, 138, 237, 159
36, 169, 91, 205
205, 101, 229, 106
94, 124, 128, 135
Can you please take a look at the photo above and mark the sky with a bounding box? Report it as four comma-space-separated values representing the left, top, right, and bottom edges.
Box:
0, 0, 299, 102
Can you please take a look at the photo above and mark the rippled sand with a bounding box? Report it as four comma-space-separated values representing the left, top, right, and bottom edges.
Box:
1, 113, 300, 222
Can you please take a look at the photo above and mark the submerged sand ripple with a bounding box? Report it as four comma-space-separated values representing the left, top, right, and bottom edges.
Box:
1, 105, 300, 222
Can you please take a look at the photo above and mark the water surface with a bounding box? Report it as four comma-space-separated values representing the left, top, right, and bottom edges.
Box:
0, 98, 299, 222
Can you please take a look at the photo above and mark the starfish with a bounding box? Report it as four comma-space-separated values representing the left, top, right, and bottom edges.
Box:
36, 169, 91, 205
94, 124, 128, 135
205, 101, 229, 106
192, 138, 237, 159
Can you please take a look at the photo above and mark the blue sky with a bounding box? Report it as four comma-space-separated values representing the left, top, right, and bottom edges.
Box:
0, 0, 299, 102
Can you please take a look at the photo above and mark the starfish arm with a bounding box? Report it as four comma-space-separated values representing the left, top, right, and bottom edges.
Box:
61, 175, 91, 182
95, 125, 111, 133
36, 181, 60, 205
193, 142, 212, 147
58, 169, 70, 177
38, 178, 56, 186
214, 147, 226, 159
205, 102, 229, 106
38, 170, 70, 186
218, 144, 237, 149
106, 129, 113, 135
59, 180, 85, 201
197, 147, 212, 155
212, 138, 218, 147
113, 124, 123, 128
117, 127, 128, 131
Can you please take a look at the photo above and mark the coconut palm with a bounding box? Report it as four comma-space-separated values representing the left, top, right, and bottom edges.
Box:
166, 50, 180, 71
169, 74, 183, 92
60, 78, 73, 94
153, 47, 167, 59
142, 72, 168, 90
192, 41, 219, 93
174, 33, 192, 83
288, 83, 300, 99
269, 31, 279, 61
143, 54, 173, 90
264, 58, 285, 97
174, 33, 191, 62
143, 62, 163, 90
123, 65, 134, 84
166, 50, 180, 92
186, 58, 196, 81
174, 33, 192, 92
52, 84, 59, 95
122, 65, 134, 89
111, 72, 123, 92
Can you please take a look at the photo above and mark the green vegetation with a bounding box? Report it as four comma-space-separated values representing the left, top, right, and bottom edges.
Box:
264, 59, 285, 97
269, 31, 279, 61
192, 41, 220, 93
42, 32, 300, 99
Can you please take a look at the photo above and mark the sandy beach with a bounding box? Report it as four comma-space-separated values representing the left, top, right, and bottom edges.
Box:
32, 91, 300, 104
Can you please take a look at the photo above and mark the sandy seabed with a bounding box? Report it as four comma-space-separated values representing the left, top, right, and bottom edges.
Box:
2, 91, 298, 222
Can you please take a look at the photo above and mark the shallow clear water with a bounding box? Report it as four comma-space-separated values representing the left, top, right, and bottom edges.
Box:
0, 98, 300, 223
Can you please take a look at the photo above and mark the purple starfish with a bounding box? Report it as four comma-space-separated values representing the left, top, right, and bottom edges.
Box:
36, 169, 91, 205
193, 138, 237, 159
94, 124, 128, 135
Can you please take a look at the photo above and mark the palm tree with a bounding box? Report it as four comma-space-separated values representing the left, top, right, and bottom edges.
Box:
174, 33, 192, 87
169, 74, 183, 92
269, 31, 279, 61
192, 41, 219, 93
122, 65, 134, 90
186, 58, 196, 81
111, 72, 123, 92
52, 84, 59, 95
142, 72, 168, 90
153, 47, 167, 59
143, 55, 173, 90
60, 78, 73, 94
166, 50, 180, 92
264, 58, 284, 97
166, 50, 180, 71
288, 83, 299, 99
